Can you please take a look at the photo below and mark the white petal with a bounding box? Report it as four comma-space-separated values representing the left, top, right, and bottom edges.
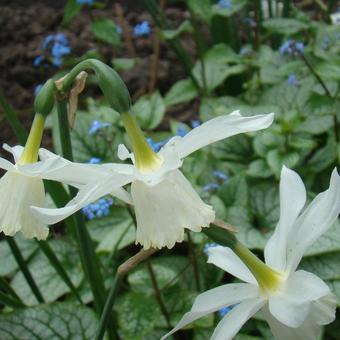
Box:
3, 144, 24, 163
211, 298, 265, 340
117, 144, 134, 163
207, 246, 257, 284
168, 111, 274, 158
287, 168, 340, 272
31, 173, 134, 225
0, 157, 15, 171
268, 270, 330, 328
265, 166, 306, 272
0, 171, 48, 240
264, 304, 322, 340
310, 292, 337, 325
132, 170, 215, 249
161, 283, 259, 340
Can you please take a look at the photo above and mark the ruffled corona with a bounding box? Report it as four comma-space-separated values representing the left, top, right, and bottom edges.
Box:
0, 171, 48, 239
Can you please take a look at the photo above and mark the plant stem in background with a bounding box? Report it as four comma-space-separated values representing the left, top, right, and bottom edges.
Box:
267, 0, 273, 18
0, 277, 24, 306
187, 232, 201, 291
141, 0, 200, 90
0, 291, 25, 309
301, 55, 339, 142
6, 237, 44, 303
254, 0, 262, 50
146, 258, 172, 328
56, 99, 117, 340
37, 240, 83, 304
95, 275, 123, 340
0, 89, 28, 144
282, 0, 291, 17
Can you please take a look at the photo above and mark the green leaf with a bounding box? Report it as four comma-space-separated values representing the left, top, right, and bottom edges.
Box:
164, 79, 198, 107
315, 63, 340, 80
133, 91, 166, 130
301, 252, 340, 281
116, 292, 160, 340
193, 44, 246, 92
305, 220, 340, 256
263, 18, 309, 35
226, 206, 268, 250
186, 0, 212, 23
212, 0, 248, 17
128, 256, 187, 294
266, 149, 299, 177
11, 240, 83, 305
249, 183, 279, 231
62, 0, 81, 25
247, 159, 272, 178
0, 302, 99, 339
90, 18, 121, 45
218, 175, 248, 207
161, 20, 193, 40
113, 58, 139, 71
296, 115, 334, 135
88, 207, 136, 253
0, 236, 37, 277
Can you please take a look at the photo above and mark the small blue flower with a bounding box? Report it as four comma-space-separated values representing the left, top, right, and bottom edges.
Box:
88, 120, 111, 135
239, 46, 251, 56
176, 124, 188, 137
218, 306, 232, 317
77, 0, 95, 4
33, 55, 45, 67
279, 40, 304, 56
116, 25, 123, 35
87, 157, 102, 164
190, 120, 201, 129
287, 74, 298, 86
217, 0, 232, 9
42, 35, 55, 49
133, 21, 151, 37
147, 138, 167, 152
203, 183, 220, 192
213, 170, 229, 181
243, 17, 256, 28
34, 84, 43, 96
82, 198, 114, 220
203, 243, 218, 256
41, 33, 71, 67
52, 43, 71, 58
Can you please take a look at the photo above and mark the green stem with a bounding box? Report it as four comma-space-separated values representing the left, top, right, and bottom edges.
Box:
0, 89, 27, 144
6, 237, 44, 303
0, 277, 23, 304
0, 291, 25, 309
37, 240, 83, 304
267, 0, 273, 18
187, 232, 201, 291
301, 55, 339, 142
146, 259, 172, 328
56, 99, 117, 340
95, 275, 123, 340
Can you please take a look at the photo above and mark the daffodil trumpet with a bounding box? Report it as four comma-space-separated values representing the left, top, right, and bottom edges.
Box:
32, 110, 274, 249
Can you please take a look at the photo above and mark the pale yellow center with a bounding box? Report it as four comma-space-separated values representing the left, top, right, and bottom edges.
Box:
121, 112, 163, 173
18, 114, 45, 165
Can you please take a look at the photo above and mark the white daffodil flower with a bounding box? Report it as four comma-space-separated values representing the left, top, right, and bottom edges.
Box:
163, 166, 340, 340
0, 114, 130, 240
32, 111, 274, 249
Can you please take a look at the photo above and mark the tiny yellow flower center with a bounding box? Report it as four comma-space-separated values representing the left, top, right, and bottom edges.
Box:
121, 112, 163, 173
18, 113, 45, 165
234, 242, 283, 294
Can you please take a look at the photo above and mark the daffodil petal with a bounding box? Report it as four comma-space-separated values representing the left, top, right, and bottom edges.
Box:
264, 166, 307, 272
287, 168, 340, 272
0, 157, 15, 171
3, 144, 24, 163
207, 246, 257, 284
167, 111, 274, 159
31, 173, 134, 225
161, 283, 259, 340
211, 298, 265, 340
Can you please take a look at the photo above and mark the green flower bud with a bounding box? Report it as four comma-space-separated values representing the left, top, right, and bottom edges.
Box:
203, 226, 238, 249
34, 79, 56, 117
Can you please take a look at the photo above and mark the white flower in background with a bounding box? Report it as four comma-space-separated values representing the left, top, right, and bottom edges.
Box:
162, 166, 340, 339
0, 115, 130, 240
32, 111, 274, 249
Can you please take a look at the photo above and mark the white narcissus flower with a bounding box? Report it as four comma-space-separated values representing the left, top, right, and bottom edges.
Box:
162, 166, 340, 340
32, 111, 274, 249
0, 145, 130, 240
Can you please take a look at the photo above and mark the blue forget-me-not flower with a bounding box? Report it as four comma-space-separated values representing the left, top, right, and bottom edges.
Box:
82, 198, 113, 220
77, 0, 95, 4
279, 40, 304, 56
287, 74, 298, 86
88, 120, 111, 135
133, 21, 151, 37
87, 157, 102, 164
217, 0, 232, 9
